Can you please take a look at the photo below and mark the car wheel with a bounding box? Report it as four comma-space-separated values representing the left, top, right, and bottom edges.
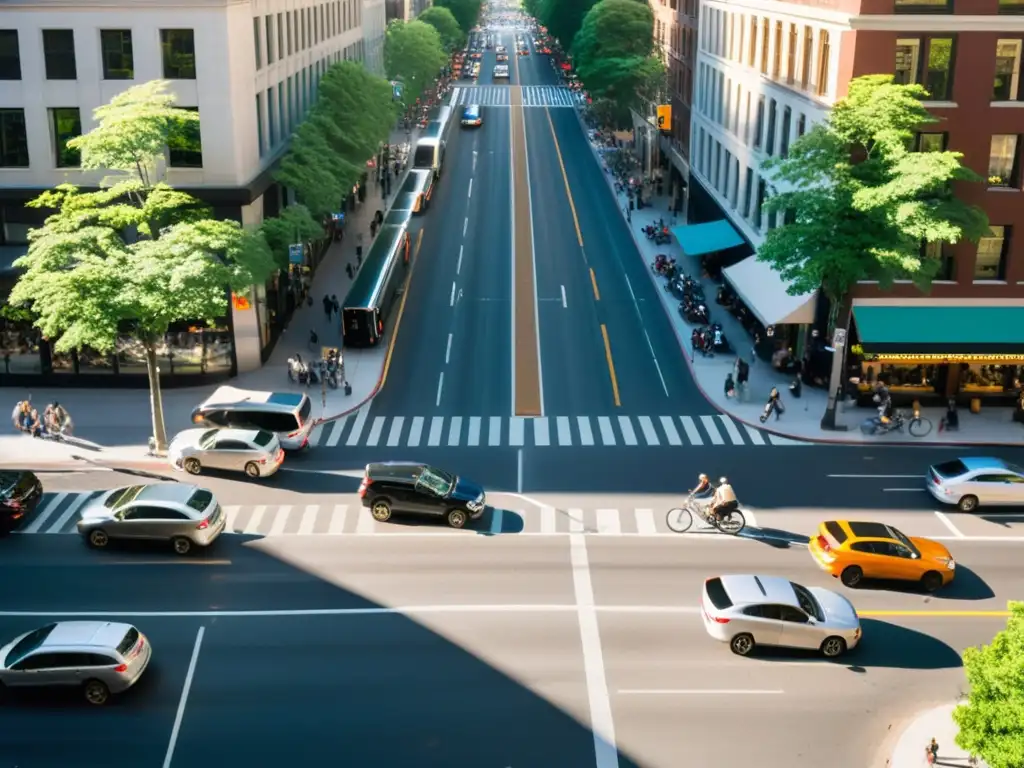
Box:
371, 499, 392, 522
244, 462, 261, 478
88, 529, 109, 549
83, 679, 110, 705
957, 495, 979, 513
183, 458, 201, 475
729, 633, 755, 656
446, 509, 468, 529
820, 636, 847, 658
171, 536, 192, 556
840, 565, 864, 588
921, 571, 944, 593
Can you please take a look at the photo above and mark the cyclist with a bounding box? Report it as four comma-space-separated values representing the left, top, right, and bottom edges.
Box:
44, 401, 72, 437
708, 477, 739, 523
691, 473, 712, 499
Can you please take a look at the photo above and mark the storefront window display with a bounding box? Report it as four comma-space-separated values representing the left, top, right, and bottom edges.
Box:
0, 320, 43, 374
958, 364, 1023, 394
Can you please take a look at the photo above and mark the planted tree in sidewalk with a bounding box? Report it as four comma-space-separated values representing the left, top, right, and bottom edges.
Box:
572, 0, 665, 129
275, 61, 396, 218
8, 81, 276, 452
384, 20, 449, 109
758, 74, 988, 334
418, 6, 466, 52
953, 601, 1024, 768
260, 204, 325, 271
533, 0, 598, 53
432, 0, 483, 35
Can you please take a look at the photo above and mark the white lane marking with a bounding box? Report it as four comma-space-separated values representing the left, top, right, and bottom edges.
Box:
618, 416, 637, 446
345, 406, 369, 446
46, 493, 91, 534
223, 505, 240, 533
445, 333, 453, 364
659, 416, 682, 445
533, 417, 550, 446
577, 416, 594, 446
365, 416, 386, 447
328, 504, 348, 535
488, 416, 502, 446
717, 416, 745, 445
561, 284, 567, 308
467, 416, 481, 446
597, 416, 616, 445
307, 423, 324, 447
934, 511, 965, 538
162, 626, 205, 768
386, 416, 405, 447
618, 689, 784, 696
298, 505, 318, 535
448, 416, 463, 446
679, 416, 702, 445
569, 508, 585, 534
24, 493, 67, 533
827, 474, 921, 478
490, 508, 504, 535
634, 509, 657, 535
468, 178, 473, 198
243, 506, 266, 535
637, 416, 659, 446
700, 415, 724, 445
268, 505, 292, 536
428, 416, 444, 446
642, 330, 669, 397
509, 417, 525, 446
436, 373, 445, 406
556, 416, 572, 446
517, 449, 524, 493
596, 509, 620, 535
463, 217, 469, 235
742, 424, 765, 445
325, 415, 348, 447
539, 506, 557, 533
883, 488, 925, 492
408, 416, 424, 447
457, 245, 463, 274
450, 282, 456, 306
570, 534, 619, 768
356, 510, 376, 534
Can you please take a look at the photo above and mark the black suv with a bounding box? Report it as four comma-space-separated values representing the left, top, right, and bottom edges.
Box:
358, 462, 486, 529
0, 470, 43, 534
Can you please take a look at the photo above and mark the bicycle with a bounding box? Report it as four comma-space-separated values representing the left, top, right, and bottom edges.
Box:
666, 494, 746, 535
907, 409, 933, 437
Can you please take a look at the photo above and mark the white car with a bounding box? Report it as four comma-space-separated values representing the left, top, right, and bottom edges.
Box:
701, 574, 861, 658
494, 65, 510, 79
169, 427, 284, 479
927, 456, 1024, 512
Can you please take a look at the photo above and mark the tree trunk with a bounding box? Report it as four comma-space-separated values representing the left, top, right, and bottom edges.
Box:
145, 341, 169, 454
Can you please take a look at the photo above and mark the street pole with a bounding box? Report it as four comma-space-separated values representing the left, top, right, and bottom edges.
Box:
820, 323, 850, 431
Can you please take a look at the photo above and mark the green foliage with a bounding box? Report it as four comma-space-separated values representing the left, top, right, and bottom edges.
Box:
432, 0, 482, 34
758, 75, 989, 324
418, 6, 466, 51
535, 0, 597, 52
385, 20, 448, 108
274, 60, 396, 218
953, 602, 1024, 768
260, 204, 324, 270
572, 0, 664, 129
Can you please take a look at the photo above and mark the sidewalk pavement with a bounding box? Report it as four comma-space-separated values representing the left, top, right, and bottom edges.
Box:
576, 117, 1024, 447
889, 703, 987, 768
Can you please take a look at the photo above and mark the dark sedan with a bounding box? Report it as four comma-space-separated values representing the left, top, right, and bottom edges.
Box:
0, 471, 43, 534
358, 462, 486, 529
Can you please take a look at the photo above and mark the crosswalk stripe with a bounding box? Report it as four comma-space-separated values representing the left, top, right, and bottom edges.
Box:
488, 416, 501, 446
539, 506, 557, 534
408, 416, 423, 447
556, 416, 571, 446
577, 416, 594, 445
428, 416, 443, 446
534, 417, 550, 446
742, 423, 766, 445
597, 416, 615, 445
46, 492, 93, 533
328, 504, 348, 534
680, 416, 702, 445
268, 505, 292, 536
308, 423, 325, 447
386, 416, 404, 447
660, 416, 682, 445
768, 433, 804, 446
568, 508, 585, 533
637, 416, 659, 446
24, 493, 66, 533
298, 505, 318, 535
366, 416, 385, 447
468, 416, 481, 446
356, 509, 376, 534
489, 508, 504, 534
635, 509, 657, 535
448, 416, 462, 446
718, 415, 745, 445
700, 415, 724, 445
244, 506, 267, 535
346, 407, 369, 446
596, 509, 620, 534
325, 415, 347, 447
618, 416, 638, 446
509, 417, 525, 446
224, 505, 241, 533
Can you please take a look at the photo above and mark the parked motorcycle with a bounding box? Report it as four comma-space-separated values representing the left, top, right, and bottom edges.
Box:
860, 412, 907, 436
680, 300, 710, 325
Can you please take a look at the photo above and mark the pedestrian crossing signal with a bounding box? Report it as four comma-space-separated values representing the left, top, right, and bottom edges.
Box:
657, 105, 672, 134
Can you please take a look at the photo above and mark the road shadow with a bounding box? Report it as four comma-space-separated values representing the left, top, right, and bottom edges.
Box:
979, 512, 1024, 527
738, 527, 810, 549
848, 564, 993, 601
365, 506, 526, 535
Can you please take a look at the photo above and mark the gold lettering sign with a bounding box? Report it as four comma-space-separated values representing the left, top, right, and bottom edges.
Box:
862, 353, 1024, 364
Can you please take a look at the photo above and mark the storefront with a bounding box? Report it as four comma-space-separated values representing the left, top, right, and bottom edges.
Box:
848, 300, 1024, 408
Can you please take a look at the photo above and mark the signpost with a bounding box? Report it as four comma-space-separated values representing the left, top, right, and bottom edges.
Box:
288, 244, 304, 264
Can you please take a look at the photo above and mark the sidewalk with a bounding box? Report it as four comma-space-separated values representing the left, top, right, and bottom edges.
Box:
889, 703, 987, 768
576, 114, 1024, 447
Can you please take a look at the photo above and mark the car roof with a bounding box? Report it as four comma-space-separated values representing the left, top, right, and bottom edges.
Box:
960, 456, 1008, 473
366, 462, 429, 482
719, 575, 798, 608
124, 483, 202, 506
42, 621, 133, 650
463, 105, 480, 114
844, 520, 895, 540
216, 428, 263, 443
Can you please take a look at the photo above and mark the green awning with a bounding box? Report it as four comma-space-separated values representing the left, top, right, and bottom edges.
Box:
853, 305, 1024, 354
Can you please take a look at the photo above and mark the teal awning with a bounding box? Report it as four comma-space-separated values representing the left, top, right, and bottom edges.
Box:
670, 220, 744, 256
853, 304, 1024, 354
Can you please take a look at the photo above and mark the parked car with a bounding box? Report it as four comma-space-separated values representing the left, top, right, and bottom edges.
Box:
358, 462, 486, 528
169, 428, 284, 479
0, 470, 43, 534
927, 456, 1024, 512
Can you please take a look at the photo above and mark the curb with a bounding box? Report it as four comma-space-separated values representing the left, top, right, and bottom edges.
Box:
572, 107, 1021, 449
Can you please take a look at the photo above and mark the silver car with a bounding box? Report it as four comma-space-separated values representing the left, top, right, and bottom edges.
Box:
0, 621, 151, 705
77, 482, 226, 555
701, 574, 862, 658
927, 456, 1024, 512
169, 427, 284, 478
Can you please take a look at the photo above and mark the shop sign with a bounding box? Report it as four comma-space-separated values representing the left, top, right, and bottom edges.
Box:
862, 353, 1024, 364
656, 104, 672, 134
231, 293, 252, 311
288, 244, 304, 264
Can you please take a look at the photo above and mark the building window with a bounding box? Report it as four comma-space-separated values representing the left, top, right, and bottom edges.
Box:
895, 0, 951, 11
780, 106, 792, 157
731, 158, 740, 207
753, 96, 765, 149
253, 18, 262, 69
786, 24, 797, 84
747, 16, 757, 67
922, 241, 955, 281
42, 30, 77, 80
1000, 0, 1024, 13
765, 99, 777, 156
994, 40, 1022, 101
755, 177, 767, 228
0, 109, 29, 168
267, 87, 277, 146
714, 142, 722, 189
797, 113, 806, 137
760, 18, 769, 75
816, 30, 830, 96
278, 85, 286, 140
742, 166, 753, 217
160, 30, 196, 79
100, 30, 134, 80
974, 226, 1009, 280
772, 21, 782, 79
277, 13, 284, 58
743, 92, 751, 144
801, 26, 813, 90
168, 108, 202, 168
897, 37, 955, 100
988, 134, 1021, 188
895, 39, 921, 86
51, 108, 82, 168
916, 132, 947, 152
265, 16, 275, 64
0, 30, 21, 80
256, 93, 266, 158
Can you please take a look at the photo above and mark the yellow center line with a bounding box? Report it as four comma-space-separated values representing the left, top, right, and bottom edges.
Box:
600, 324, 622, 407
859, 610, 1010, 618
590, 268, 601, 301
380, 228, 424, 389
545, 108, 584, 248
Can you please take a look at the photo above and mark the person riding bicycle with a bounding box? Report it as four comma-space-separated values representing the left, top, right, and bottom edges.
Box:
708, 477, 739, 523
44, 401, 72, 437
691, 473, 713, 500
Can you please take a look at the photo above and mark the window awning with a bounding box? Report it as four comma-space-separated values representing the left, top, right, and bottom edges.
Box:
853, 304, 1024, 354
670, 219, 744, 257
722, 256, 817, 327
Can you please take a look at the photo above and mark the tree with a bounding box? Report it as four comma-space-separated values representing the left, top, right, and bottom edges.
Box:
572, 0, 665, 128
8, 81, 276, 451
432, 0, 482, 35
260, 204, 325, 271
418, 6, 466, 52
275, 61, 397, 218
953, 601, 1024, 768
385, 20, 448, 109
537, 0, 598, 53
758, 74, 989, 333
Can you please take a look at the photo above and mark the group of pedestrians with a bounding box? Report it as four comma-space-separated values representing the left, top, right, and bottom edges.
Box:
11, 399, 73, 439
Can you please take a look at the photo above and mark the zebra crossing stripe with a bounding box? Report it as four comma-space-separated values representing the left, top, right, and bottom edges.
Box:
366, 416, 385, 447
700, 415, 724, 445
468, 416, 481, 446
489, 508, 504, 535
596, 509, 620, 535
268, 505, 291, 536
660, 416, 682, 445
386, 417, 404, 447
299, 505, 318, 535
24, 493, 66, 533
428, 416, 443, 446
556, 416, 571, 446
308, 423, 325, 447
328, 504, 348, 535
718, 416, 745, 444
568, 508, 585, 533
224, 505, 241, 533
680, 416, 702, 445
346, 408, 369, 446
509, 417, 525, 446
408, 416, 424, 447
635, 509, 657, 535
539, 506, 557, 534
743, 423, 766, 445
637, 416, 659, 446
448, 417, 462, 446
577, 416, 594, 445
618, 416, 638, 446
356, 510, 376, 534
597, 417, 615, 445
244, 506, 267, 535
534, 417, 550, 446
488, 416, 501, 446
47, 493, 93, 534
325, 415, 347, 447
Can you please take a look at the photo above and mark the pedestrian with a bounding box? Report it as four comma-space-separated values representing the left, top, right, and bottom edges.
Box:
331, 294, 340, 317
309, 329, 319, 350
393, 159, 400, 177
345, 263, 353, 280
357, 251, 362, 268
375, 209, 384, 226
760, 386, 784, 423
370, 219, 378, 239
724, 372, 736, 398
624, 203, 631, 223
322, 294, 332, 322
928, 739, 939, 762
735, 358, 749, 402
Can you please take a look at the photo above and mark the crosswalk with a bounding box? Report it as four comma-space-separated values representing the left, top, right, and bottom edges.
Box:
451, 85, 581, 107
306, 411, 805, 449
17, 492, 746, 537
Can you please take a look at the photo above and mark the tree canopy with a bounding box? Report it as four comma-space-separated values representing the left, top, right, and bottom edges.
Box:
432, 0, 482, 35
260, 204, 325, 271
418, 6, 466, 51
275, 60, 397, 218
953, 601, 1024, 768
385, 20, 448, 108
531, 0, 598, 54
572, 0, 664, 128
758, 75, 988, 330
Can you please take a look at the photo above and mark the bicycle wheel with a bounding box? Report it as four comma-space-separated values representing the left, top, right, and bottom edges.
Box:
908, 417, 933, 438
715, 510, 746, 536
665, 508, 694, 533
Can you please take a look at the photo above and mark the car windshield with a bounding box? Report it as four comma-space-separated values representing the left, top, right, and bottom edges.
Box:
199, 429, 219, 449
416, 467, 455, 497
886, 526, 920, 556
4, 623, 56, 668
105, 485, 147, 510
790, 582, 823, 622
1007, 462, 1024, 476
0, 472, 20, 497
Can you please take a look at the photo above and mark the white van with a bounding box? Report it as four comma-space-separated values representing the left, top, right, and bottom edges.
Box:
190, 386, 315, 450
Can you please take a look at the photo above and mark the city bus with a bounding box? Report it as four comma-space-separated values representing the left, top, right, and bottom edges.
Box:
399, 169, 436, 214
412, 106, 454, 179
341, 223, 411, 347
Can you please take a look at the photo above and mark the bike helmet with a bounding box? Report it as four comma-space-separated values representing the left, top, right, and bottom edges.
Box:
719, 477, 729, 485
698, 473, 708, 481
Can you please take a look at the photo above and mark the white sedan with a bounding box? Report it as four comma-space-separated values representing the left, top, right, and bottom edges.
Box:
927, 456, 1024, 512
169, 428, 284, 479
701, 574, 861, 658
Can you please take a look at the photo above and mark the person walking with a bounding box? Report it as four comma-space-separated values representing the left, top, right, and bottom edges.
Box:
735, 358, 750, 402
322, 294, 332, 322
760, 386, 784, 422
370, 219, 378, 239
331, 294, 340, 318
345, 263, 353, 280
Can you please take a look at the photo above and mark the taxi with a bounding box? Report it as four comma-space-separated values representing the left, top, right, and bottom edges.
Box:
809, 520, 956, 593
461, 104, 482, 127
